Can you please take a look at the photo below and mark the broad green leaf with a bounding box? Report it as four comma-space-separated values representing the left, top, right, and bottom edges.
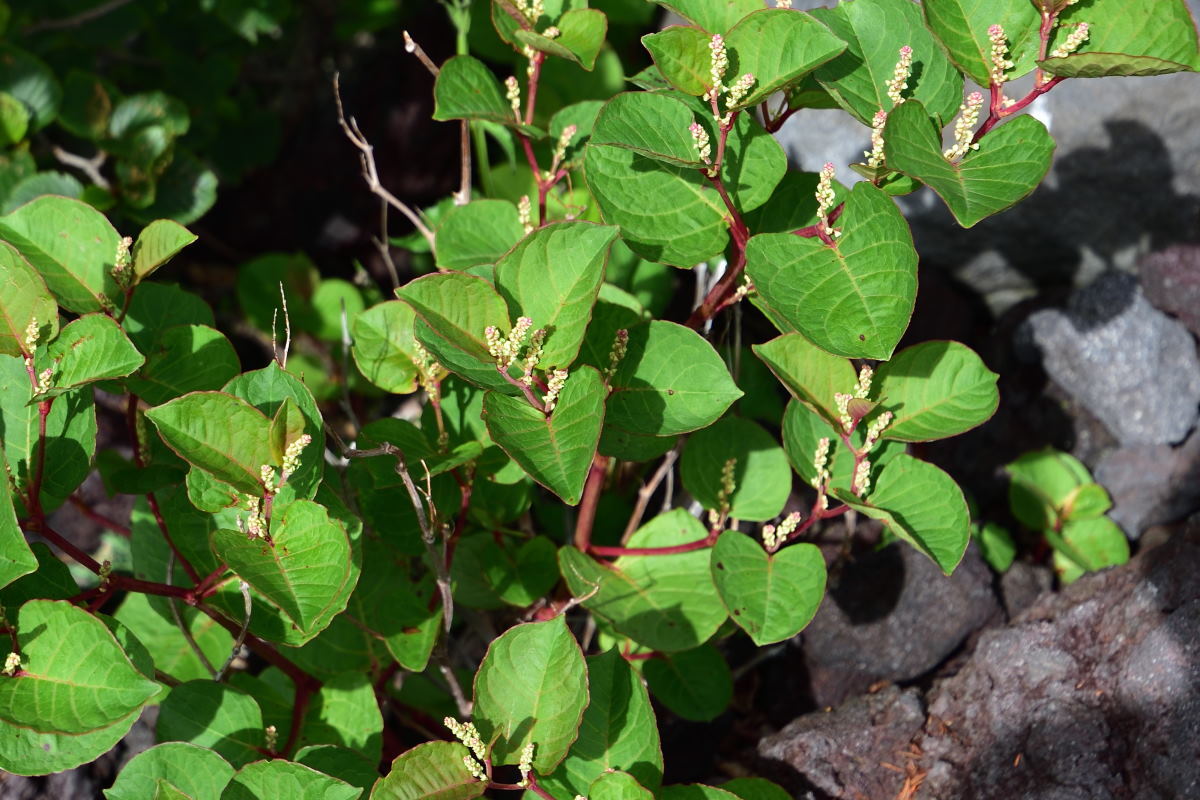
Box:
0, 195, 121, 313
883, 100, 1055, 228
559, 509, 727, 652
433, 55, 531, 131
347, 537, 439, 671
1042, 0, 1200, 77
125, 325, 241, 406
57, 70, 114, 141
146, 391, 274, 495
673, 97, 786, 214
661, 785, 742, 800
397, 272, 514, 392
643, 644, 731, 721
473, 616, 588, 771
114, 592, 232, 683
310, 279, 366, 343
974, 521, 1015, 573
435, 200, 525, 269
515, 9, 608, 70
451, 534, 559, 609
725, 9, 849, 109
156, 681, 265, 768
588, 771, 654, 800
0, 600, 158, 734
1, 172, 84, 215
752, 333, 856, 428
211, 499, 356, 638
746, 182, 917, 359
583, 142, 727, 266
722, 779, 792, 800
133, 220, 197, 282
810, 0, 963, 126
922, 0, 1041, 86
123, 282, 215, 352
642, 27, 711, 96
680, 417, 790, 521
872, 340, 999, 442
539, 649, 663, 799
710, 532, 825, 645
0, 240, 55, 357
0, 91, 29, 145
1005, 448, 1092, 530
589, 92, 704, 168
0, 355, 97, 513
834, 454, 970, 575
652, 0, 762, 34
0, 709, 138, 776
222, 760, 360, 800
0, 46, 60, 130
606, 321, 742, 437
41, 313, 144, 396
1063, 482, 1111, 521
295, 745, 379, 793
781, 400, 903, 491
0, 471, 36, 589
1052, 517, 1130, 584
108, 91, 189, 141
352, 301, 419, 394
105, 742, 235, 800
371, 741, 485, 800
154, 780, 192, 800
301, 674, 384, 763
495, 222, 618, 367
125, 149, 217, 226
235, 252, 320, 335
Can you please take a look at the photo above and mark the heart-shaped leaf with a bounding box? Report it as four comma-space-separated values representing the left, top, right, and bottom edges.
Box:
483, 366, 605, 504
922, 0, 1041, 86
372, 741, 486, 800
753, 333, 856, 428
515, 8, 608, 70
590, 92, 705, 167
680, 417, 791, 521
724, 9, 848, 109
883, 100, 1055, 228
746, 182, 917, 359
642, 27, 711, 96
872, 339, 999, 442
432, 55, 539, 135
41, 313, 145, 397
710, 531, 826, 645
642, 644, 732, 722
105, 742, 235, 800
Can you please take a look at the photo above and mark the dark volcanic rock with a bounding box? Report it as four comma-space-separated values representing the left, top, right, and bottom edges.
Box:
1140, 244, 1200, 338
1095, 428, 1200, 538
801, 542, 1000, 708
916, 526, 1200, 799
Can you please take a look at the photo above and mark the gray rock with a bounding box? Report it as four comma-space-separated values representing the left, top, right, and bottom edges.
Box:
999, 560, 1054, 619
757, 685, 925, 800
915, 525, 1200, 799
1141, 244, 1200, 339
801, 542, 1000, 707
1022, 271, 1200, 446
1094, 427, 1200, 537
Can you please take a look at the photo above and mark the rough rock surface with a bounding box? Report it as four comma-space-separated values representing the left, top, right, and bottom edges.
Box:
1140, 244, 1200, 339
1094, 428, 1200, 537
1021, 271, 1200, 447
801, 542, 1000, 708
757, 686, 926, 800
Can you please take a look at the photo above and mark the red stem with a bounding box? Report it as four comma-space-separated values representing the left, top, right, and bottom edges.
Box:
589, 529, 718, 558
973, 11, 1064, 143
573, 455, 609, 552
524, 52, 544, 127
147, 492, 202, 585
497, 364, 546, 412
68, 495, 130, 537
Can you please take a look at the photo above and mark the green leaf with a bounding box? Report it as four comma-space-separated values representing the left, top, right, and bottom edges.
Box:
588, 771, 654, 800
752, 333, 856, 428
125, 325, 241, 406
0, 355, 97, 513
1, 171, 85, 215
725, 9, 849, 109
810, 0, 963, 126
0, 240, 56, 358
661, 785, 742, 800
295, 745, 379, 793
680, 417, 790, 521
211, 499, 356, 639
0, 195, 121, 313
642, 27, 712, 96
435, 200, 526, 270
1042, 0, 1200, 77
0, 91, 28, 145
0, 466, 36, 589
451, 534, 559, 609
1004, 448, 1092, 530
922, 0, 1041, 86
516, 9, 608, 70
133, 220, 198, 282
154, 780, 193, 800
872, 340, 999, 442
348, 537, 439, 670
105, 742, 235, 800
126, 149, 218, 227
559, 509, 727, 652
974, 521, 1015, 573
352, 301, 419, 394
0, 600, 158, 734
606, 321, 742, 437
301, 673, 384, 763
652, 0, 762, 34
0, 543, 76, 610
57, 70, 114, 141
710, 532, 825, 645
146, 391, 274, 495
0, 46, 60, 131
433, 55, 531, 131
41, 313, 145, 396
397, 272, 514, 392
1052, 517, 1130, 584
1063, 482, 1112, 521
0, 709, 138, 776
495, 222, 617, 367
124, 282, 215, 352
473, 616, 588, 771
538, 649, 663, 799
745, 182, 917, 359
721, 778, 792, 800
694, 101, 786, 213
371, 741, 485, 800
156, 681, 265, 768
781, 401, 903, 491
583, 142, 727, 266
222, 760, 360, 800
113, 592, 233, 683
643, 644, 731, 722
310, 279, 365, 343
834, 454, 970, 575
590, 92, 705, 168
883, 100, 1055, 228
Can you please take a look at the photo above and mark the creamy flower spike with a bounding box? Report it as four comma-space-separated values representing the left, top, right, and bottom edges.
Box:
885, 46, 913, 106
865, 110, 888, 168
988, 24, 1015, 85
1051, 23, 1090, 59
815, 162, 838, 236
944, 91, 984, 162
505, 76, 521, 121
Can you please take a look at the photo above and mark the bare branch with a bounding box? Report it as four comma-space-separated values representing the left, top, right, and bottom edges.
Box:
402, 31, 441, 77
51, 147, 110, 190
620, 443, 682, 544
166, 551, 218, 679
215, 581, 253, 682
24, 0, 134, 34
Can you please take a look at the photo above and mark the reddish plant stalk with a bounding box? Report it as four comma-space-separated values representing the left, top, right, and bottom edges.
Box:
573, 455, 610, 552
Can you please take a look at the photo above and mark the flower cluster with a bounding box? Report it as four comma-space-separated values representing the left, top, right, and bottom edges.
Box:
811, 437, 831, 490
944, 91, 984, 162
762, 511, 802, 551
505, 76, 522, 122
22, 317, 39, 356
445, 717, 488, 781
815, 162, 838, 237
518, 195, 533, 234
486, 317, 534, 371
518, 742, 535, 787
702, 34, 755, 127
603, 328, 629, 381
543, 368, 569, 412
865, 110, 888, 168
708, 457, 738, 528
988, 24, 1014, 85
238, 494, 268, 540
885, 46, 913, 106
550, 124, 577, 174
690, 122, 713, 174
852, 458, 872, 494
112, 235, 133, 287
515, 0, 544, 22
1050, 23, 1090, 59
863, 411, 893, 451
2, 652, 19, 677
282, 433, 312, 477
